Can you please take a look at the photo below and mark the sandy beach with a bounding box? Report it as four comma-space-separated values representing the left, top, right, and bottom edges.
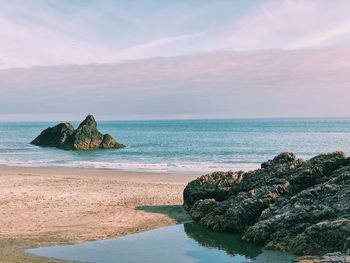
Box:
0, 165, 198, 263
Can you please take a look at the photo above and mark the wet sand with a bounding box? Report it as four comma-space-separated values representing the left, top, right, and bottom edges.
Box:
0, 165, 198, 263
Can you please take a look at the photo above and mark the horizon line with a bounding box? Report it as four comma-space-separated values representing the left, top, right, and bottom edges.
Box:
1, 115, 350, 123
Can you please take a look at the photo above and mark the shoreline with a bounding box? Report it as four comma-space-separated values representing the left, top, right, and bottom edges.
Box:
0, 165, 200, 182
0, 165, 198, 263
0, 162, 260, 174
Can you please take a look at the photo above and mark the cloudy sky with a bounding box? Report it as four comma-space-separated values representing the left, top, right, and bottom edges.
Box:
1, 0, 350, 120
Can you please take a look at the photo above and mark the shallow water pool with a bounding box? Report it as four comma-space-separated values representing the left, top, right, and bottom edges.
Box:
27, 222, 295, 263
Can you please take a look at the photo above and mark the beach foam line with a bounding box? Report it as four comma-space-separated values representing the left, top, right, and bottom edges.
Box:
0, 158, 259, 173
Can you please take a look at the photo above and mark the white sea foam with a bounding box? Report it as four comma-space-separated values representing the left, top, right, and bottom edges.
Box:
0, 158, 259, 173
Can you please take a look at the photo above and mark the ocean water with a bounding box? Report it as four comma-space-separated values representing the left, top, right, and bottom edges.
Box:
27, 222, 296, 263
1, 118, 350, 173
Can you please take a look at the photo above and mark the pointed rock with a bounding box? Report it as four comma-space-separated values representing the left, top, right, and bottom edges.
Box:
31, 115, 125, 150
78, 115, 97, 129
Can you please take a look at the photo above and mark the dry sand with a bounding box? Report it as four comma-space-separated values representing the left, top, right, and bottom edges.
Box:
0, 165, 198, 263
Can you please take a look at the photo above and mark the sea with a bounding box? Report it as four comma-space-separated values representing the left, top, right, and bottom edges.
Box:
1, 118, 350, 173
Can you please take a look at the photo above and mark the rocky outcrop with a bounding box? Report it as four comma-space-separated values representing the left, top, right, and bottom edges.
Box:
297, 253, 350, 263
30, 122, 75, 148
183, 152, 350, 262
31, 115, 125, 150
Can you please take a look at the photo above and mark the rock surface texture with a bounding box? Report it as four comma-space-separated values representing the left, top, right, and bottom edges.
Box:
31, 115, 125, 150
183, 152, 350, 262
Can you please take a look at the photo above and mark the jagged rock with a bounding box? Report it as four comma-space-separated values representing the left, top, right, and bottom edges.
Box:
183, 171, 245, 211
100, 134, 123, 149
31, 115, 125, 151
183, 151, 350, 260
261, 152, 300, 168
30, 122, 75, 148
296, 253, 350, 263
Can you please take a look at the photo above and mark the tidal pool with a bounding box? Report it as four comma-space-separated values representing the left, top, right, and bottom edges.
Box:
27, 223, 295, 263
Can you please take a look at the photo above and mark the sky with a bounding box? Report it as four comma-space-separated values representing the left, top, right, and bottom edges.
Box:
1, 0, 350, 120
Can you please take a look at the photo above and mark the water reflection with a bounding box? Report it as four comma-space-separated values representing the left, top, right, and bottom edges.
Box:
27, 223, 295, 263
184, 222, 262, 258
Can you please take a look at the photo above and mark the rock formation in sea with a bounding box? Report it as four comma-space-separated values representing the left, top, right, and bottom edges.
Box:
31, 115, 125, 150
183, 152, 350, 262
